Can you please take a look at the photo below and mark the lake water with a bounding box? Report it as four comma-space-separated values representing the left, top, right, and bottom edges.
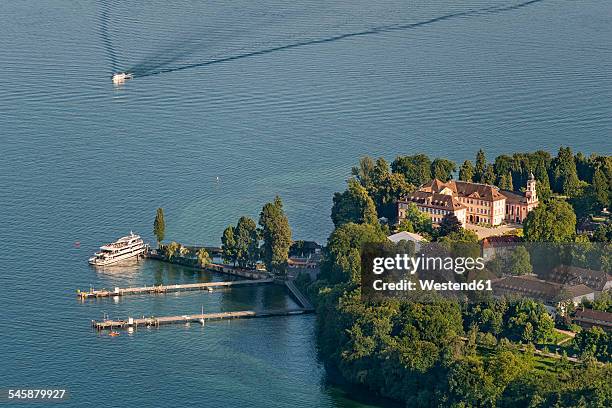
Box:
1, 0, 610, 406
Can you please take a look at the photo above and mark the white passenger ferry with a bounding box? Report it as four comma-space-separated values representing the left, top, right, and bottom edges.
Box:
89, 232, 147, 266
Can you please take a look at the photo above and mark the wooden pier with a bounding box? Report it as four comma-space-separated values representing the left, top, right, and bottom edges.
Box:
77, 278, 274, 299
92, 308, 312, 330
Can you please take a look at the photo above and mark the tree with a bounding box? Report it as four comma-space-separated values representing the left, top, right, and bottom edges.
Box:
371, 157, 392, 188
551, 146, 580, 196
593, 224, 612, 243
574, 327, 610, 362
498, 172, 513, 191
221, 226, 237, 265
466, 299, 507, 336
372, 172, 414, 220
474, 149, 487, 183
153, 207, 165, 246
439, 213, 462, 237
431, 158, 457, 182
534, 162, 552, 202
399, 202, 432, 234
196, 248, 211, 267
438, 229, 481, 260
439, 228, 479, 243
575, 152, 594, 182
164, 241, 180, 260
589, 291, 612, 312
178, 244, 190, 257
234, 216, 259, 268
569, 183, 598, 219
592, 168, 610, 210
320, 222, 386, 284
391, 154, 432, 186
259, 196, 292, 275
508, 246, 532, 275
459, 160, 475, 182
447, 356, 497, 406
505, 299, 554, 343
523, 199, 576, 242
482, 164, 497, 185
494, 155, 513, 182
488, 350, 530, 397
351, 156, 376, 190
331, 179, 378, 227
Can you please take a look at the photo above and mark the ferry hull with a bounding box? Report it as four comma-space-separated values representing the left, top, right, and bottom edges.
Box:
88, 247, 146, 266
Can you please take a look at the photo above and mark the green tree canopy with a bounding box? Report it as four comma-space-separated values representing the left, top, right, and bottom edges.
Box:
431, 158, 457, 182
438, 229, 480, 260
592, 167, 611, 210
259, 196, 292, 274
459, 160, 475, 182
331, 179, 378, 227
593, 224, 612, 243
234, 216, 259, 268
391, 154, 432, 186
221, 225, 237, 265
447, 356, 497, 407
474, 149, 487, 183
498, 172, 514, 190
482, 164, 497, 185
494, 155, 513, 181
196, 248, 211, 267
573, 326, 610, 362
505, 298, 555, 343
439, 213, 463, 237
398, 202, 432, 235
372, 172, 414, 220
523, 199, 576, 242
164, 241, 180, 260
320, 222, 386, 284
350, 156, 376, 190
438, 228, 479, 243
371, 157, 392, 188
153, 207, 165, 246
551, 146, 580, 196
508, 246, 533, 275
534, 161, 552, 202
310, 149, 612, 408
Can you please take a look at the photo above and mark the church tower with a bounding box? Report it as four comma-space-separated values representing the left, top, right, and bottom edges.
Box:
525, 172, 537, 203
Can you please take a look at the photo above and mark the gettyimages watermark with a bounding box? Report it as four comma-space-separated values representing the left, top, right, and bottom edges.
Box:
361, 241, 489, 303
360, 241, 610, 305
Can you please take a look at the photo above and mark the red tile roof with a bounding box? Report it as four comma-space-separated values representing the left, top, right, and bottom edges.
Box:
574, 309, 612, 326
422, 179, 505, 201
482, 235, 522, 248
404, 191, 466, 211
501, 189, 529, 204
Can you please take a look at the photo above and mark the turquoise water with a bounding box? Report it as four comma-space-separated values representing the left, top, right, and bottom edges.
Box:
1, 0, 611, 406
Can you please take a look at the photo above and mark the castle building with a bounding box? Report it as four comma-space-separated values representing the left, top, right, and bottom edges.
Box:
397, 174, 539, 226
398, 189, 468, 226
501, 173, 539, 223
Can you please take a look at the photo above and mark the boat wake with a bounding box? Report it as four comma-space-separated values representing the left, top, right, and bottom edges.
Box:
102, 0, 546, 80
98, 1, 119, 74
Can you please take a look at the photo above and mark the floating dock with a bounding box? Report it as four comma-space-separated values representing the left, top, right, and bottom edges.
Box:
92, 308, 312, 330
77, 278, 274, 299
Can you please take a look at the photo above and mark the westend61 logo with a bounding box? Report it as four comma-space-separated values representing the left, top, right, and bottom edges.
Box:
361, 242, 492, 301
